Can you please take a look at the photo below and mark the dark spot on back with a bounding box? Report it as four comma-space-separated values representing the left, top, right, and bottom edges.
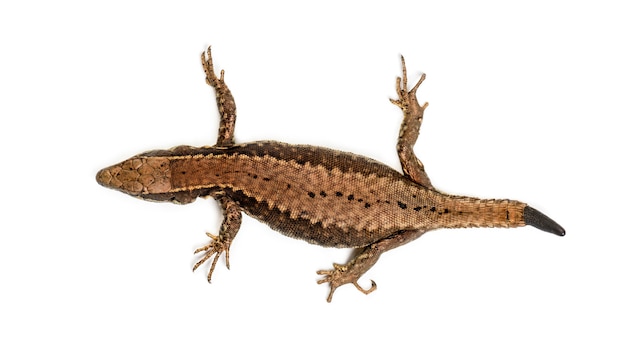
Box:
263, 177, 271, 181
413, 206, 422, 211
398, 201, 407, 209
347, 194, 355, 201
307, 191, 315, 198
336, 192, 343, 197
365, 203, 371, 208
320, 191, 327, 197
430, 207, 436, 212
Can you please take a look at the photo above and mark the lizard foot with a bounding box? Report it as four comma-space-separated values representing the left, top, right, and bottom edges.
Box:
201, 46, 225, 88
317, 263, 377, 302
389, 56, 428, 112
193, 232, 232, 282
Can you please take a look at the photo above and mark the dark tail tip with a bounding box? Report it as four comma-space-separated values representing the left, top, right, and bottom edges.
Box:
523, 206, 566, 236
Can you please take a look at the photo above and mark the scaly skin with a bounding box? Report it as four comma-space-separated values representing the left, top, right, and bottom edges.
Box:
96, 47, 565, 302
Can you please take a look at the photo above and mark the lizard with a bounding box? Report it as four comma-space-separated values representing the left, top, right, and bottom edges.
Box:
96, 47, 566, 302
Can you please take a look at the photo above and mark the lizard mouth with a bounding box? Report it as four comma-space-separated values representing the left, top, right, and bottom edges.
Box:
96, 157, 173, 196
96, 164, 142, 195
96, 166, 119, 189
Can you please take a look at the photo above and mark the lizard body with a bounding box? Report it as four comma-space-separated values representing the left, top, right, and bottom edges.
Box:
97, 47, 565, 301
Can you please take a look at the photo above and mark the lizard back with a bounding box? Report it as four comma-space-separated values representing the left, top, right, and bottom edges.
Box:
99, 141, 527, 248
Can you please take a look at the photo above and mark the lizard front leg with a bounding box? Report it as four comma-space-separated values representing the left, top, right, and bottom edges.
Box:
193, 193, 242, 282
196, 48, 240, 282
317, 229, 426, 302
389, 56, 433, 189
201, 47, 237, 146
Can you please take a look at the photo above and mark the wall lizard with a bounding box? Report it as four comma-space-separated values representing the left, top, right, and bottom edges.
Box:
96, 47, 565, 302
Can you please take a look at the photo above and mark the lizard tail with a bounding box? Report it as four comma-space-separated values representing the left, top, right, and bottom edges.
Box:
523, 206, 566, 236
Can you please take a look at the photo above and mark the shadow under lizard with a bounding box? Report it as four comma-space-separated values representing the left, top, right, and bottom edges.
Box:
97, 47, 565, 302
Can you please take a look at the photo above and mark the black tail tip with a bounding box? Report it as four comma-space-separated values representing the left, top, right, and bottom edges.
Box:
523, 206, 566, 236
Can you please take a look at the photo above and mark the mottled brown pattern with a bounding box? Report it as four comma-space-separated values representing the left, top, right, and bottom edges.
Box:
149, 150, 528, 247
202, 46, 236, 146
96, 47, 565, 302
391, 58, 433, 189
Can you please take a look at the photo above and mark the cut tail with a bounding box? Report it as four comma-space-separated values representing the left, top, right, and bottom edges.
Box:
523, 206, 566, 236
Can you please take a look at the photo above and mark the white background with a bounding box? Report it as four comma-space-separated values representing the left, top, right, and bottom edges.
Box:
1, 1, 624, 342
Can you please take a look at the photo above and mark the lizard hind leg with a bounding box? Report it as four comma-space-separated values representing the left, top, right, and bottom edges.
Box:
317, 229, 426, 302
201, 47, 237, 146
389, 56, 433, 189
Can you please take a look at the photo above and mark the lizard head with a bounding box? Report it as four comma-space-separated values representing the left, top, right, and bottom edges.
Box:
96, 156, 173, 198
